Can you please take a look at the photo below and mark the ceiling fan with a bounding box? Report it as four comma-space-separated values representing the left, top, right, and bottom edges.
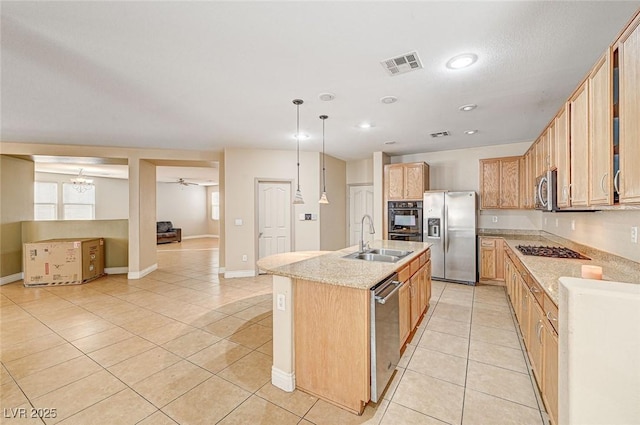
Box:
176, 178, 197, 186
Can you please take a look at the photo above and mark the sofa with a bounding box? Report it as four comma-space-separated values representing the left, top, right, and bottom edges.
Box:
157, 221, 182, 244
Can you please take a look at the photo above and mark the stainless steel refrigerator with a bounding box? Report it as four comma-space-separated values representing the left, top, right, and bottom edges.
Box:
423, 191, 477, 284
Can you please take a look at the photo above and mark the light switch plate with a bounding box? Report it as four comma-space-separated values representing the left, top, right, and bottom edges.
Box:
276, 294, 286, 311
234, 218, 243, 226
631, 226, 638, 244
492, 216, 498, 223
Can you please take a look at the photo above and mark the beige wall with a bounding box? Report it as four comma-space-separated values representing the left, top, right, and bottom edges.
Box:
140, 160, 157, 272
218, 153, 226, 268
157, 182, 209, 237
1, 156, 35, 278
373, 152, 390, 238
21, 220, 128, 268
224, 148, 346, 274
346, 158, 373, 185
320, 154, 347, 250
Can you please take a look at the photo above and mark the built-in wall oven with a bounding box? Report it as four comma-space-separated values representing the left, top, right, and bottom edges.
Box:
388, 201, 422, 241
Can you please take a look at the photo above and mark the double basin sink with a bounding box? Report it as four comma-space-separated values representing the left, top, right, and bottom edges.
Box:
343, 248, 413, 263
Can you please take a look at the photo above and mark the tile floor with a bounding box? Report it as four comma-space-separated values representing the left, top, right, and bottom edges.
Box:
0, 239, 549, 424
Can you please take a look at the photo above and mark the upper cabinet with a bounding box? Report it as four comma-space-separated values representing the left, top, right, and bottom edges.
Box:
384, 162, 429, 201
616, 13, 640, 204
479, 156, 520, 209
569, 81, 590, 207
555, 104, 571, 208
588, 51, 614, 206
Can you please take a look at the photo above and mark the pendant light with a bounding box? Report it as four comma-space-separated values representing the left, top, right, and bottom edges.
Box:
292, 99, 305, 204
318, 115, 329, 204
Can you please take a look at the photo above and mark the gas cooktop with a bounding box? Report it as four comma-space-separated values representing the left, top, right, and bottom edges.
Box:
516, 245, 590, 260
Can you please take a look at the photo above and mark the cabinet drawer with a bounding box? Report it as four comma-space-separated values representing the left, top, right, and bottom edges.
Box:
398, 265, 411, 283
419, 252, 427, 266
480, 238, 496, 248
410, 257, 420, 276
529, 277, 545, 307
544, 294, 559, 334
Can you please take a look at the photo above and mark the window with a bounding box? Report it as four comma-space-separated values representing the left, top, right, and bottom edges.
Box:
63, 183, 95, 220
211, 191, 220, 220
34, 182, 58, 220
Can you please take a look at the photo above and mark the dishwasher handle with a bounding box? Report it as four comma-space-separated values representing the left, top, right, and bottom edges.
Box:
374, 281, 402, 304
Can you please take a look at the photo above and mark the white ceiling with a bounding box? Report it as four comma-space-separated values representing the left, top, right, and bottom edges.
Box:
2, 1, 639, 161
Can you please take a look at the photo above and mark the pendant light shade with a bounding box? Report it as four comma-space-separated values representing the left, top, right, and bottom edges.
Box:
292, 99, 305, 204
319, 115, 329, 204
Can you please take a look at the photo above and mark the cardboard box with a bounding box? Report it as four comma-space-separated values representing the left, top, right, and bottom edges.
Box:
23, 238, 105, 287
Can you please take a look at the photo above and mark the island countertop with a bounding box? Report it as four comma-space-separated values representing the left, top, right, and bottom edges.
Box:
257, 240, 431, 290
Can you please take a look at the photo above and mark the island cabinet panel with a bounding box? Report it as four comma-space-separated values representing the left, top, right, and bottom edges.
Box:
409, 274, 421, 329
398, 248, 432, 351
294, 279, 370, 414
398, 282, 411, 349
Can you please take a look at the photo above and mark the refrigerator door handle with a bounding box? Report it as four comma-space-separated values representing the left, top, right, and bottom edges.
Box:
444, 204, 449, 253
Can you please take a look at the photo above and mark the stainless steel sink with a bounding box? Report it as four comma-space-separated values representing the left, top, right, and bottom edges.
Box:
368, 248, 412, 258
343, 248, 413, 263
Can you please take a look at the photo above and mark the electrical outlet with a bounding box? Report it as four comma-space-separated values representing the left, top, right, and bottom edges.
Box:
631, 226, 638, 244
277, 294, 286, 311
544, 217, 548, 225
242, 254, 247, 262
492, 216, 498, 223
571, 220, 576, 231
555, 218, 559, 228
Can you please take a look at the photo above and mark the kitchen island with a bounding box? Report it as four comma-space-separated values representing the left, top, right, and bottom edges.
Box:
257, 240, 431, 415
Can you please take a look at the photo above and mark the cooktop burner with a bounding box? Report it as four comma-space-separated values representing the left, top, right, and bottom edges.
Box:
516, 245, 590, 260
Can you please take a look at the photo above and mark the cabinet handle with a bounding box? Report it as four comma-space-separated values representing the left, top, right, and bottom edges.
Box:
530, 286, 540, 294
546, 311, 558, 323
568, 183, 572, 201
537, 320, 544, 343
600, 172, 608, 195
614, 170, 621, 194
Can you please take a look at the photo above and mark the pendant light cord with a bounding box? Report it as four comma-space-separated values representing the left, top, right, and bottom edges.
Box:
296, 102, 301, 191
322, 118, 326, 192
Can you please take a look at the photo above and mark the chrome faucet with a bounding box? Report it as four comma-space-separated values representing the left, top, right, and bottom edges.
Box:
359, 214, 375, 253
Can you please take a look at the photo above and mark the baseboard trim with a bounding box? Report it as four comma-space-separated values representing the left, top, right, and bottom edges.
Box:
271, 366, 295, 392
127, 263, 158, 279
218, 267, 225, 274
183, 234, 219, 240
105, 267, 128, 275
0, 273, 23, 286
223, 270, 256, 278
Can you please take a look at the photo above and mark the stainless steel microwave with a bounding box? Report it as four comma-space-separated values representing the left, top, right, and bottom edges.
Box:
534, 170, 557, 211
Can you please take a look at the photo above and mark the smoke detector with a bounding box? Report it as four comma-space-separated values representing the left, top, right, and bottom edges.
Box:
430, 131, 450, 138
381, 51, 423, 76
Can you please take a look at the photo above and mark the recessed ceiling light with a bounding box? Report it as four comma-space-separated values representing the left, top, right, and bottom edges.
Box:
459, 104, 477, 112
384, 141, 396, 145
380, 96, 398, 104
358, 123, 374, 129
464, 130, 478, 135
292, 133, 309, 140
446, 53, 478, 70
318, 93, 335, 101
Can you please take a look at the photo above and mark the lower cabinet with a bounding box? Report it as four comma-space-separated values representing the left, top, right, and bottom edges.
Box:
399, 254, 432, 351
542, 321, 559, 425
527, 295, 545, 384
479, 237, 504, 283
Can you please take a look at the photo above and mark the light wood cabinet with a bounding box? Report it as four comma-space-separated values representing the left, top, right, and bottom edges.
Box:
616, 13, 640, 204
384, 162, 429, 201
399, 250, 432, 350
479, 237, 504, 283
409, 274, 420, 330
294, 279, 370, 414
547, 121, 557, 171
518, 274, 531, 347
569, 81, 590, 206
555, 105, 571, 208
527, 295, 545, 384
542, 320, 559, 425
588, 51, 614, 205
479, 156, 521, 209
398, 281, 411, 348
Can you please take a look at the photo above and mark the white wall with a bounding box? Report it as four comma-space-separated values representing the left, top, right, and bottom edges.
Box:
35, 172, 129, 219
346, 158, 373, 185
224, 147, 347, 275
157, 182, 209, 237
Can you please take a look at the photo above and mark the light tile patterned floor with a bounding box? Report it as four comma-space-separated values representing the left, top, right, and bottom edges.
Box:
0, 239, 549, 424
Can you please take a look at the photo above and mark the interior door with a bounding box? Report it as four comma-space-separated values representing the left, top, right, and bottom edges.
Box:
258, 182, 291, 260
349, 185, 374, 246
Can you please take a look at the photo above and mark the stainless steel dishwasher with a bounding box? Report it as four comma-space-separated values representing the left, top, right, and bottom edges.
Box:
370, 273, 402, 403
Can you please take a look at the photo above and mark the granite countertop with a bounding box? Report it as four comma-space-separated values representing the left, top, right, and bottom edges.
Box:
498, 234, 640, 305
256, 240, 432, 290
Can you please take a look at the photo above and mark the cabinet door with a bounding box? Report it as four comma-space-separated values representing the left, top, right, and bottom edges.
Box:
570, 82, 590, 206
479, 238, 497, 280
399, 282, 411, 349
589, 52, 613, 205
418, 264, 428, 314
543, 321, 559, 425
410, 277, 420, 330
556, 105, 571, 208
500, 157, 520, 208
527, 296, 545, 385
387, 165, 405, 200
547, 121, 556, 171
405, 163, 425, 200
480, 159, 501, 209
519, 276, 530, 347
425, 260, 431, 311
618, 16, 640, 203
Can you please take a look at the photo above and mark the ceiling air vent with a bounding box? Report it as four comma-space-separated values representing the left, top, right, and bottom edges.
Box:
430, 131, 450, 138
381, 51, 423, 76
